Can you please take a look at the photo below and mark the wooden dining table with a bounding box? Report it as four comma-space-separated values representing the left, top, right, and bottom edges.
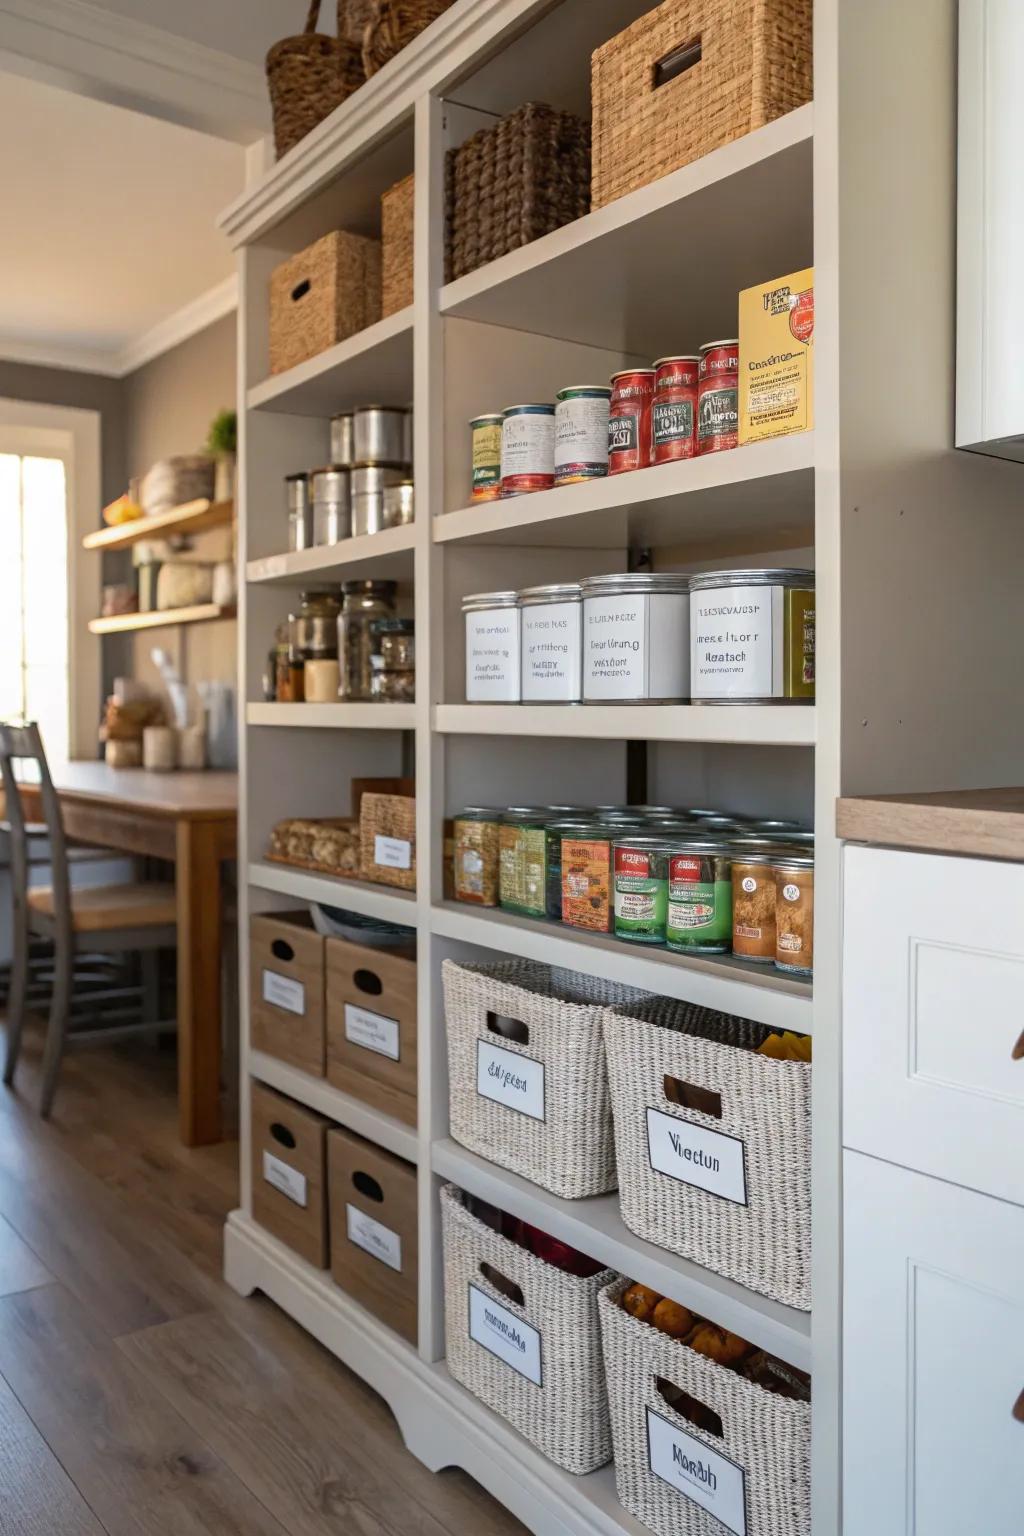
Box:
19, 762, 238, 1147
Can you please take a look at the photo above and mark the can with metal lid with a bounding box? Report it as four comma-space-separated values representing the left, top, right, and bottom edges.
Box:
697, 339, 739, 454
353, 406, 409, 467
350, 464, 406, 538
382, 480, 415, 527
554, 386, 611, 484
286, 471, 313, 551
519, 582, 583, 703
731, 850, 780, 962
666, 842, 732, 953
544, 819, 595, 921
608, 369, 655, 474
775, 853, 814, 974
581, 573, 691, 702
689, 568, 816, 703
501, 404, 555, 495
329, 413, 355, 467
311, 465, 351, 545
560, 824, 618, 933
499, 809, 556, 919
653, 356, 700, 463
454, 808, 502, 907
613, 837, 670, 944
463, 590, 521, 702
470, 413, 503, 502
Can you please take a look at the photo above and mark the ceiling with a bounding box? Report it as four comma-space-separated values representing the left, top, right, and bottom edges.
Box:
85, 0, 322, 64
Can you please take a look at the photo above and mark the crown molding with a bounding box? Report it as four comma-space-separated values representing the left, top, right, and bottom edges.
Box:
0, 0, 269, 143
0, 336, 122, 377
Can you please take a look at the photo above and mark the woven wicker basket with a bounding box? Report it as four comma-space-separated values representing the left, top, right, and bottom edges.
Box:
598, 1281, 811, 1536
444, 102, 591, 283
266, 1, 365, 161
359, 791, 416, 890
441, 1184, 615, 1474
443, 959, 647, 1199
591, 0, 813, 208
339, 0, 375, 46
362, 0, 454, 77
269, 230, 382, 374
602, 998, 811, 1310
381, 173, 415, 316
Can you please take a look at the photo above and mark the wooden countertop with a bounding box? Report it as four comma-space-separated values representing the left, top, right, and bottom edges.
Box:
42, 762, 238, 820
836, 788, 1024, 861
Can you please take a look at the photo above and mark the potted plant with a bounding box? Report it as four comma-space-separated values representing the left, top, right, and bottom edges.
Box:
206, 409, 237, 503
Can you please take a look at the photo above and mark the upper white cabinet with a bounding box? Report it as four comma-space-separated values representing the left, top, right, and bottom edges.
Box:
957, 0, 1024, 460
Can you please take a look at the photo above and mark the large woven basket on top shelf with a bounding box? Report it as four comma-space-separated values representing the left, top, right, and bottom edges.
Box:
591, 0, 813, 208
266, 1, 365, 160
362, 0, 455, 76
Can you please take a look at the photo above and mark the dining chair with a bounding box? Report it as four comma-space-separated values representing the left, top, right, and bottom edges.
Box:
0, 721, 178, 1117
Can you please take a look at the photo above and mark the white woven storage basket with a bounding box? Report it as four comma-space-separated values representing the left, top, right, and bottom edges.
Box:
442, 959, 645, 1199
602, 998, 811, 1310
440, 1184, 615, 1474
598, 1280, 811, 1536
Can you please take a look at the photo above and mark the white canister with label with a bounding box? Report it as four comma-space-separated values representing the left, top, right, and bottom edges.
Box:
581, 573, 690, 702
688, 567, 816, 703
519, 582, 582, 703
463, 591, 521, 703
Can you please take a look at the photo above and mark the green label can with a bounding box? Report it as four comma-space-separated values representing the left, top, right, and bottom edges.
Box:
666, 848, 732, 953
613, 840, 668, 944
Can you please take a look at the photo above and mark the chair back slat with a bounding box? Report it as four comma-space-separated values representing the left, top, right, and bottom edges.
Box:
0, 722, 72, 931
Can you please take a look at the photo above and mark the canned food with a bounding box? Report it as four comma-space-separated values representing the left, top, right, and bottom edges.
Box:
560, 827, 616, 932
581, 573, 690, 702
554, 386, 611, 484
470, 414, 503, 502
286, 471, 312, 551
608, 369, 655, 474
653, 356, 700, 463
666, 843, 732, 953
519, 582, 583, 703
499, 810, 555, 918
613, 838, 669, 944
697, 339, 739, 454
351, 464, 405, 538
454, 809, 501, 906
329, 413, 355, 467
689, 568, 816, 703
311, 465, 351, 545
353, 406, 409, 467
731, 851, 779, 962
501, 404, 555, 495
544, 820, 595, 921
775, 854, 814, 974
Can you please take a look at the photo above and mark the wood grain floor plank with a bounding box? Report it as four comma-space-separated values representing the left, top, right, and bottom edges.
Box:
0, 1366, 108, 1536
0, 1213, 51, 1298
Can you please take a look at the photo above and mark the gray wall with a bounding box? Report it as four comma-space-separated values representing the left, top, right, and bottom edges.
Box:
0, 357, 125, 506
123, 311, 236, 479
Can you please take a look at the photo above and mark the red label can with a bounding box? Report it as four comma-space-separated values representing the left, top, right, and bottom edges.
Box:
608, 369, 655, 474
697, 339, 739, 455
652, 355, 700, 463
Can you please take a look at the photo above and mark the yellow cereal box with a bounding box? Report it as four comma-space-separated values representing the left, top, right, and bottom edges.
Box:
738, 268, 814, 443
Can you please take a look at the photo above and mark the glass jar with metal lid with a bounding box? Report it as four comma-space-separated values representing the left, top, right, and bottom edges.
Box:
689, 568, 816, 704
338, 580, 396, 701
291, 588, 342, 658
581, 573, 691, 703
544, 818, 599, 921
499, 808, 557, 918
370, 618, 415, 702
463, 591, 521, 703
286, 472, 312, 551
731, 850, 782, 963
311, 466, 351, 546
774, 852, 814, 974
519, 582, 583, 703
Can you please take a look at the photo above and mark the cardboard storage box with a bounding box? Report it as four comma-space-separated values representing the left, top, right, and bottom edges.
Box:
251, 1081, 330, 1268
326, 937, 417, 1127
327, 1126, 418, 1343
250, 911, 326, 1077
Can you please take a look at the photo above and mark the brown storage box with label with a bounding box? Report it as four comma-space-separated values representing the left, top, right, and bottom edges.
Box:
250, 911, 326, 1076
269, 230, 382, 375
251, 1082, 329, 1268
326, 936, 417, 1126
327, 1126, 418, 1343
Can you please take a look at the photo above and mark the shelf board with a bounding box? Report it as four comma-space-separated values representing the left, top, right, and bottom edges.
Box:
88, 603, 236, 635
250, 1052, 417, 1163
434, 434, 814, 552
83, 498, 233, 552
435, 703, 815, 747
441, 105, 813, 357
248, 308, 414, 416
247, 702, 416, 730
248, 859, 417, 925
433, 1140, 811, 1371
431, 902, 811, 1034
246, 524, 416, 584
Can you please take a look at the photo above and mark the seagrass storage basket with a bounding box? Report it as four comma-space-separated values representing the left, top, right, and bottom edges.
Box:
598, 1280, 811, 1536
602, 998, 811, 1310
359, 791, 416, 890
444, 102, 591, 282
440, 1184, 615, 1474
362, 0, 454, 76
442, 959, 646, 1199
590, 0, 813, 208
269, 230, 382, 374
266, 1, 365, 161
381, 173, 415, 315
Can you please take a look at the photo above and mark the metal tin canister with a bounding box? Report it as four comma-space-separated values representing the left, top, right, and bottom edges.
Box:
353, 406, 409, 467
665, 842, 732, 954
311, 465, 351, 544
731, 850, 779, 962
689, 568, 816, 703
519, 582, 583, 703
613, 837, 670, 944
463, 591, 521, 702
501, 404, 555, 495
470, 414, 503, 501
382, 480, 415, 527
581, 572, 691, 702
775, 853, 814, 974
554, 386, 611, 484
653, 356, 700, 463
329, 413, 355, 467
350, 464, 406, 537
697, 339, 739, 454
286, 471, 313, 551
608, 369, 655, 473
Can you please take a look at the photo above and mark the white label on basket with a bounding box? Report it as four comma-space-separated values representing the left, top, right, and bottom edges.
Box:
646, 1408, 747, 1536
476, 1040, 545, 1121
344, 1003, 400, 1060
261, 968, 305, 1016
262, 1151, 307, 1208
646, 1108, 748, 1205
468, 1284, 542, 1385
346, 1204, 402, 1272
374, 835, 411, 870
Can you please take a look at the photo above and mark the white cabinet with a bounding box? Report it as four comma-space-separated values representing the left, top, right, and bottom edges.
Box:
844, 1151, 1024, 1536
844, 844, 1024, 1206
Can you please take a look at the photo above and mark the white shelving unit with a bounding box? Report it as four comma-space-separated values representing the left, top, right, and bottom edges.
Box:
223, 5, 1024, 1533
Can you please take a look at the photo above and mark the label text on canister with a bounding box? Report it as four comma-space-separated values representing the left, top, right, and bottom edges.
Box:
344, 1003, 400, 1060
468, 1283, 542, 1384
465, 608, 520, 702
690, 584, 775, 700
346, 1203, 402, 1271
646, 1407, 748, 1536
262, 968, 305, 1016
476, 1039, 545, 1120
521, 600, 582, 702
646, 1107, 748, 1204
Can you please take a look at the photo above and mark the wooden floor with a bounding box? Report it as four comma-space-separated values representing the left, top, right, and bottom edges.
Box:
0, 1027, 526, 1536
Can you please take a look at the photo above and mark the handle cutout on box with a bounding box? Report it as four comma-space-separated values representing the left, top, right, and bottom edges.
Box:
290, 278, 311, 303
1012, 1028, 1024, 1061
656, 1376, 724, 1439
479, 1261, 524, 1308
1013, 1387, 1024, 1424
270, 1122, 297, 1149
271, 937, 295, 963
352, 1170, 384, 1203
486, 1011, 529, 1046
653, 36, 702, 90
354, 968, 383, 997
664, 1074, 722, 1120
